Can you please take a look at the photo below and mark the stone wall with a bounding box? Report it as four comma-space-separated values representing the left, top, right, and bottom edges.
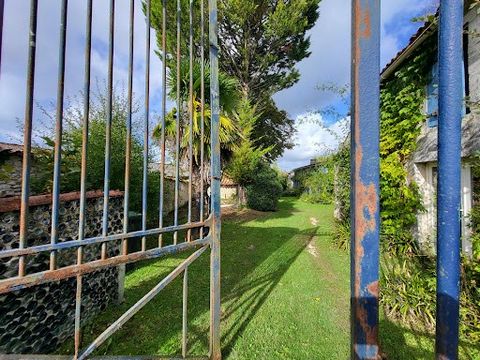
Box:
0, 191, 124, 354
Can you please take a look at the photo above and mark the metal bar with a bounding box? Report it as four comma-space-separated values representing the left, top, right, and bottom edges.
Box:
78, 245, 209, 360
174, 0, 182, 245
187, 0, 194, 243
208, 1, 221, 358
78, 0, 93, 280
0, 0, 5, 75
436, 1, 464, 358
0, 219, 210, 260
142, 0, 151, 252
199, 0, 205, 239
74, 275, 83, 359
50, 0, 69, 271
0, 356, 209, 360
124, 0, 135, 257
102, 0, 115, 260
350, 0, 380, 359
18, 0, 38, 277
182, 268, 188, 358
0, 237, 211, 295
159, 0, 167, 247
75, 1, 93, 356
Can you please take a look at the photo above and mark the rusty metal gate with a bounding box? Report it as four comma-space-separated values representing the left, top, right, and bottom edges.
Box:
0, 0, 221, 359
0, 0, 467, 359
351, 0, 464, 359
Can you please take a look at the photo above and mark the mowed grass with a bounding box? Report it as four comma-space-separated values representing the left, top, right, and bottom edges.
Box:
61, 198, 479, 359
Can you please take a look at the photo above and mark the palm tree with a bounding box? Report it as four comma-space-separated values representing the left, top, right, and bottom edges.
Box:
153, 58, 241, 168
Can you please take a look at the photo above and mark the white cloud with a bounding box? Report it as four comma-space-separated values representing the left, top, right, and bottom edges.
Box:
277, 113, 349, 172
0, 0, 164, 143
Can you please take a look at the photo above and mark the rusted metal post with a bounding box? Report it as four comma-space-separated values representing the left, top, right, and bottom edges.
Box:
0, 0, 4, 75
350, 0, 380, 359
209, 0, 221, 358
436, 1, 464, 358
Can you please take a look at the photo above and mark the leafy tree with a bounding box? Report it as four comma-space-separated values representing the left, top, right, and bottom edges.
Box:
149, 0, 321, 160
225, 98, 270, 186
29, 84, 160, 218
246, 162, 283, 212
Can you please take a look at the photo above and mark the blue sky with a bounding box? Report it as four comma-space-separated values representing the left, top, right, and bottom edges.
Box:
0, 0, 438, 170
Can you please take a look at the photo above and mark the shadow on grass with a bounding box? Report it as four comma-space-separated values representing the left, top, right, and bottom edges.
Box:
380, 316, 480, 359
57, 197, 316, 357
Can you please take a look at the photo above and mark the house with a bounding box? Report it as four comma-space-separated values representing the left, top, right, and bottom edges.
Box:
381, 5, 480, 255
0, 142, 28, 198
289, 159, 319, 190
221, 175, 238, 202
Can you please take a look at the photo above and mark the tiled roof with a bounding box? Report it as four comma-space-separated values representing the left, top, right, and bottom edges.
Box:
381, 17, 437, 81
221, 175, 237, 187
0, 142, 24, 155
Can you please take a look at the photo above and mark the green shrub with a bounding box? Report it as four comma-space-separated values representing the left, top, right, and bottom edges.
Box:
246, 163, 283, 211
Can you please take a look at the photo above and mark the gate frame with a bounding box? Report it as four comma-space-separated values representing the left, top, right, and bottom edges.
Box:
0, 0, 222, 359
350, 0, 465, 359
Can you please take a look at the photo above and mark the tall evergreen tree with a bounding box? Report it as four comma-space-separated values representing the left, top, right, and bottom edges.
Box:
149, 0, 321, 160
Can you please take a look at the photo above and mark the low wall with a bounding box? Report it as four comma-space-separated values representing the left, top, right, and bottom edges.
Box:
0, 191, 124, 354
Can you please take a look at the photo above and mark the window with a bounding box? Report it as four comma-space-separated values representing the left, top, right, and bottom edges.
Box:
426, 63, 439, 128
425, 43, 468, 128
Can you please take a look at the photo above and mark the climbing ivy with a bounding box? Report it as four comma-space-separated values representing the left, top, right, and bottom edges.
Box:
379, 37, 436, 254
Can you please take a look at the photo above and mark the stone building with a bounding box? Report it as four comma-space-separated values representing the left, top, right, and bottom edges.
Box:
381, 5, 480, 255
0, 142, 27, 198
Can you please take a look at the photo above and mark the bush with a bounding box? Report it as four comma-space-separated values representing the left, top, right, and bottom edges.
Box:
246, 163, 283, 211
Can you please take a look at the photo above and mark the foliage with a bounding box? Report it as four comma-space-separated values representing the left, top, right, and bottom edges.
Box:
149, 0, 321, 161
328, 33, 480, 342
246, 162, 283, 212
225, 98, 270, 186
251, 98, 296, 161
379, 39, 435, 254
28, 85, 161, 220
300, 156, 335, 204
153, 59, 240, 168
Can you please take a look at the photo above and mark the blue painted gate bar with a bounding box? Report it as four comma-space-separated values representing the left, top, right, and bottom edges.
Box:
350, 0, 381, 359
436, 0, 464, 359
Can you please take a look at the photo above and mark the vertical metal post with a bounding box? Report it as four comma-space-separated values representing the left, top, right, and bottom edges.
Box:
75, 0, 93, 356
174, 0, 182, 245
124, 0, 135, 257
19, 0, 38, 277
436, 1, 464, 358
209, 0, 221, 359
159, 0, 167, 247
0, 0, 5, 75
142, 0, 151, 252
182, 267, 188, 358
187, 0, 194, 242
350, 0, 380, 359
102, 0, 115, 260
200, 0, 205, 239
50, 0, 69, 271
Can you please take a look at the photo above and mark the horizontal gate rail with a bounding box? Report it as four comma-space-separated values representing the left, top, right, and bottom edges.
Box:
0, 0, 221, 358
0, 236, 210, 295
79, 245, 209, 360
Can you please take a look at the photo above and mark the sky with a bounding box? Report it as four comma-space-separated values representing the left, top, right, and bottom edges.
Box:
275, 0, 439, 171
0, 0, 438, 171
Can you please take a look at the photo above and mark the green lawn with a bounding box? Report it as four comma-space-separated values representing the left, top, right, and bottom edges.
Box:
64, 198, 478, 359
